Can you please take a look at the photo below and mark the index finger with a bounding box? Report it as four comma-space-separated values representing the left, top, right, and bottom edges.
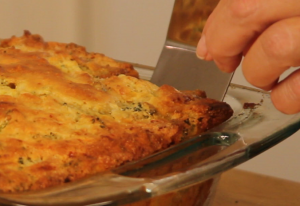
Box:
197, 0, 300, 72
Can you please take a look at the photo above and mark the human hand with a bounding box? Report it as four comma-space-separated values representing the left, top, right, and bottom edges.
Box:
196, 0, 300, 114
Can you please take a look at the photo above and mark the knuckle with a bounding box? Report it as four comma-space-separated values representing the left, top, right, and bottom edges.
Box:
271, 93, 300, 114
261, 23, 295, 61
271, 71, 300, 114
242, 71, 263, 88
288, 71, 300, 99
271, 100, 296, 114
229, 0, 260, 20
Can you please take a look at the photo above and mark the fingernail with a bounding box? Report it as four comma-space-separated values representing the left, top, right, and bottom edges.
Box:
196, 34, 208, 60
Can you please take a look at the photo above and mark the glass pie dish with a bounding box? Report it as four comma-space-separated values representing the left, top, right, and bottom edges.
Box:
1, 83, 300, 206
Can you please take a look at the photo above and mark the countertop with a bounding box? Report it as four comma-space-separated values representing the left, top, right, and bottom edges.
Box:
211, 169, 300, 206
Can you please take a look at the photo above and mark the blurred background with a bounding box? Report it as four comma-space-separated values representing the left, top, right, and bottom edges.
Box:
0, 0, 299, 182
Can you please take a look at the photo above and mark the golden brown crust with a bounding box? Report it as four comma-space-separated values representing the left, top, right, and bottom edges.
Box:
0, 30, 139, 79
0, 31, 233, 192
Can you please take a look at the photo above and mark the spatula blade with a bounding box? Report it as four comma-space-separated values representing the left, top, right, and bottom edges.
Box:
151, 41, 233, 101
150, 0, 233, 101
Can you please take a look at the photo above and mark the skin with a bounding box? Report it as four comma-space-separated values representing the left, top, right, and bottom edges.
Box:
196, 0, 300, 114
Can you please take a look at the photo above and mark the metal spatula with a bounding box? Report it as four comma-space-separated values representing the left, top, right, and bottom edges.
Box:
151, 0, 233, 101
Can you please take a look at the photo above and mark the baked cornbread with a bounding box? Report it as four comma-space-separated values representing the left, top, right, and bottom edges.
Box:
0, 31, 233, 193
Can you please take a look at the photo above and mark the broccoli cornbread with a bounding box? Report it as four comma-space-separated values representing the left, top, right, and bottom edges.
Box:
0, 31, 233, 192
